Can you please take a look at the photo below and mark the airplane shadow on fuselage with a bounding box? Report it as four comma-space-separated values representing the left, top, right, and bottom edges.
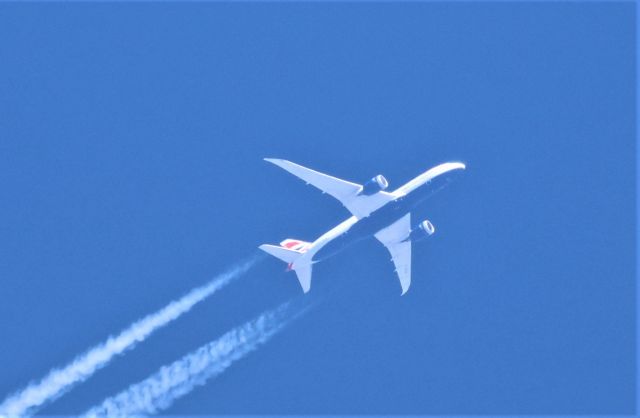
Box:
314, 169, 464, 265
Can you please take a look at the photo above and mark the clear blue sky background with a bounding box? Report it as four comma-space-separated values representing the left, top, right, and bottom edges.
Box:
0, 2, 635, 416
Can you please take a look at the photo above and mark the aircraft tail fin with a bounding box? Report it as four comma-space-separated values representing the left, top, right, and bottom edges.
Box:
279, 238, 311, 252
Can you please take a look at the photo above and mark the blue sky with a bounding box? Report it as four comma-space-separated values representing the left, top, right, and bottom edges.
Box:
0, 2, 635, 416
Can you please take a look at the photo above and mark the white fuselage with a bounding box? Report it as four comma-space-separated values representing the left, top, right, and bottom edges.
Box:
294, 162, 465, 268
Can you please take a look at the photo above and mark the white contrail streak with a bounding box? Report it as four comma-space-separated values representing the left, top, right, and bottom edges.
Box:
83, 301, 307, 417
0, 257, 259, 418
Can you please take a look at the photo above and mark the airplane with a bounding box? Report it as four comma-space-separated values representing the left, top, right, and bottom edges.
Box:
259, 159, 466, 295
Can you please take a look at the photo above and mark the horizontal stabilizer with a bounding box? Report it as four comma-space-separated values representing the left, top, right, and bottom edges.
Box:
293, 263, 312, 293
259, 244, 300, 264
259, 243, 313, 293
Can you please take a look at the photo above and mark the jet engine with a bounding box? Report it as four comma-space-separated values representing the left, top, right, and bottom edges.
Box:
360, 174, 389, 195
408, 219, 436, 241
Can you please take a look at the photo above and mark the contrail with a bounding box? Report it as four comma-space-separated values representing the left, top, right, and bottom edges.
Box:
83, 300, 309, 417
0, 256, 260, 418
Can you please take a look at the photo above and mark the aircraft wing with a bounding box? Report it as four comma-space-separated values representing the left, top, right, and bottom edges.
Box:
374, 213, 412, 295
265, 158, 394, 218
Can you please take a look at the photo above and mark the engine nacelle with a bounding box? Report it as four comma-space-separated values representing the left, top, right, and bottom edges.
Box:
360, 174, 389, 195
409, 219, 436, 241
420, 219, 435, 235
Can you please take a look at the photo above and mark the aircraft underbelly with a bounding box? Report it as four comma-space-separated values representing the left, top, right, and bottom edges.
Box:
314, 169, 459, 262
316, 201, 404, 260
